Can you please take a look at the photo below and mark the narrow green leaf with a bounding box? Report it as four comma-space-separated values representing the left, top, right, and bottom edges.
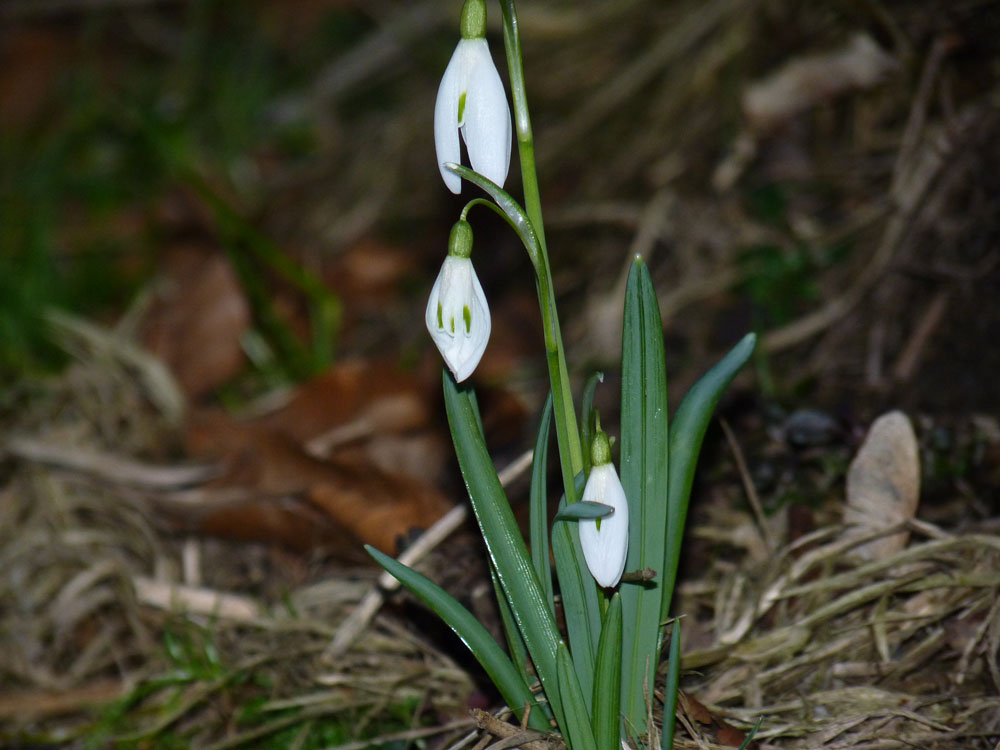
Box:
552, 477, 601, 713
738, 717, 764, 750
443, 372, 567, 731
661, 621, 681, 750
365, 546, 548, 731
619, 256, 669, 733
660, 333, 755, 623
489, 560, 534, 710
554, 501, 615, 522
593, 593, 623, 749
556, 642, 598, 750
579, 371, 604, 476
530, 393, 555, 618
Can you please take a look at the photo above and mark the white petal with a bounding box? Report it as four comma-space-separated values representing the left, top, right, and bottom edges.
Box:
425, 256, 491, 382
578, 464, 629, 588
461, 38, 512, 189
434, 43, 465, 194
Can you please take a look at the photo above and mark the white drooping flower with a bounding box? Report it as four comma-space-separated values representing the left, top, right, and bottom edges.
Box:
434, 0, 512, 194
579, 430, 629, 588
426, 221, 491, 382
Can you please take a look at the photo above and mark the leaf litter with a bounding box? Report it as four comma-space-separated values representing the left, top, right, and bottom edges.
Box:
2, 0, 1000, 748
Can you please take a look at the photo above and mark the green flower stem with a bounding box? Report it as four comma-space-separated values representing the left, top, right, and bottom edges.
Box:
499, 0, 583, 501
461, 198, 504, 223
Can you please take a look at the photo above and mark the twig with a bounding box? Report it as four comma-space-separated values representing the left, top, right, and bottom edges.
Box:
891, 289, 950, 383
719, 419, 774, 554
472, 709, 556, 750
4, 437, 216, 489
0, 679, 128, 719
133, 576, 261, 621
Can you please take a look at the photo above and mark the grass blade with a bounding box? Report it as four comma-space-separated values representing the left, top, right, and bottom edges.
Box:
365, 546, 548, 731
661, 620, 681, 749
556, 642, 598, 750
619, 256, 669, 733
530, 393, 555, 618
443, 372, 567, 730
593, 592, 623, 749
660, 333, 755, 622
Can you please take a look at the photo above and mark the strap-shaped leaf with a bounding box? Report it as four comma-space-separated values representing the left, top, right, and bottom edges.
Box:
619, 256, 669, 733
660, 333, 756, 622
366, 546, 547, 731
443, 373, 567, 731
552, 478, 600, 712
489, 560, 535, 713
593, 593, 623, 749
556, 642, 598, 750
530, 394, 555, 618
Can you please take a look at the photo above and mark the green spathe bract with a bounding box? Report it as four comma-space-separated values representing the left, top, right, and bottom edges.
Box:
369, 1, 758, 747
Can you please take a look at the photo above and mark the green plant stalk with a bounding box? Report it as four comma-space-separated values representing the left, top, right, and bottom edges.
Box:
499, 0, 582, 504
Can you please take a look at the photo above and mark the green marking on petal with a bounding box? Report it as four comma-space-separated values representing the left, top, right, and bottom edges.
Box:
437, 302, 444, 330
463, 305, 472, 333
595, 518, 602, 532
450, 316, 455, 334
458, 91, 467, 125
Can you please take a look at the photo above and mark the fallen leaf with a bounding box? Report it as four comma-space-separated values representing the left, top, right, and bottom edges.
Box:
181, 360, 452, 554
255, 359, 432, 447
179, 427, 450, 555
842, 411, 920, 559
141, 245, 251, 398
678, 692, 759, 748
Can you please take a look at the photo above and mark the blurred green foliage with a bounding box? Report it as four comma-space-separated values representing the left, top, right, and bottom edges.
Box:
0, 0, 360, 389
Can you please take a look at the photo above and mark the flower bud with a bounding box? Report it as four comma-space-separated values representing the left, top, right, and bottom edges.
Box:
425, 222, 491, 382
578, 430, 629, 588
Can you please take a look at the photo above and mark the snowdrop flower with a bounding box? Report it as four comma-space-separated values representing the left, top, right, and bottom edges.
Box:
426, 220, 491, 382
434, 0, 512, 194
579, 430, 629, 588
